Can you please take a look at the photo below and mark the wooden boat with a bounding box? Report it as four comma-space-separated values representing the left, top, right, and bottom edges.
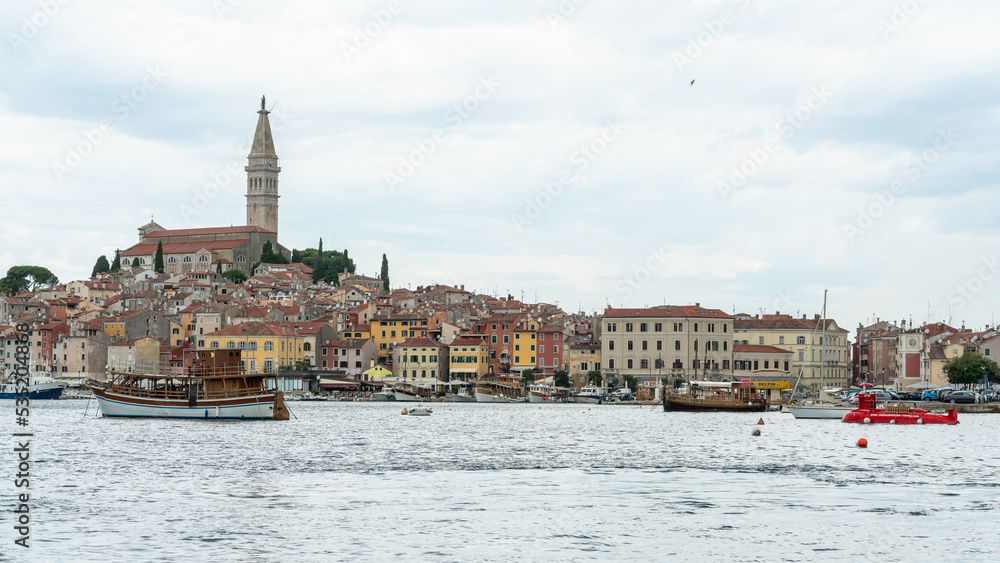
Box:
393, 384, 433, 402
474, 374, 526, 403
842, 383, 958, 425
663, 379, 767, 412
86, 349, 289, 420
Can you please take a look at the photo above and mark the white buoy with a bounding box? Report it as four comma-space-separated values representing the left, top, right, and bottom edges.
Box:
889, 419, 896, 424
863, 417, 871, 424
916, 419, 923, 424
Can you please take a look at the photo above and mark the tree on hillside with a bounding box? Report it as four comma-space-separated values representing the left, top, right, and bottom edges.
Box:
944, 352, 1000, 386
131, 257, 140, 268
154, 242, 164, 273
312, 239, 324, 283
587, 370, 602, 387
221, 269, 248, 284
291, 249, 301, 263
259, 240, 288, 265
553, 369, 570, 388
110, 249, 121, 272
92, 255, 111, 277
216, 260, 223, 274
380, 253, 390, 292
0, 266, 60, 295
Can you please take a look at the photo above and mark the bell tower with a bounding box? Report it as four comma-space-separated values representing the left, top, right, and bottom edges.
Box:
246, 95, 280, 233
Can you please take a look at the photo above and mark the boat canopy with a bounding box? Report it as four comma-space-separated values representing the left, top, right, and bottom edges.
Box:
689, 381, 734, 388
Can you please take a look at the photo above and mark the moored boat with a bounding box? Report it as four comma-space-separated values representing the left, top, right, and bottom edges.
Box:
1, 374, 67, 400
373, 389, 396, 401
842, 383, 958, 425
663, 379, 767, 412
473, 374, 526, 403
527, 383, 557, 403
787, 404, 853, 419
86, 349, 289, 420
446, 388, 477, 402
571, 385, 606, 404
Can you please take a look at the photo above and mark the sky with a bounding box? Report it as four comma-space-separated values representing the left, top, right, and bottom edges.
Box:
2, 0, 999, 333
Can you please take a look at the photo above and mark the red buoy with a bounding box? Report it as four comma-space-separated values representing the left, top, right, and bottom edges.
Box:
757, 418, 765, 425
857, 438, 868, 448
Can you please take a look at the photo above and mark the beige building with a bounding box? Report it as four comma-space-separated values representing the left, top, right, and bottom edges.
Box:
733, 313, 850, 394
568, 342, 601, 389
448, 337, 489, 381
392, 337, 449, 386
107, 336, 162, 373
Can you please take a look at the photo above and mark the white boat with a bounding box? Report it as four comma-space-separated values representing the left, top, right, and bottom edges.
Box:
446, 389, 477, 402
402, 406, 432, 416
571, 385, 606, 404
474, 387, 520, 403
787, 404, 853, 419
373, 389, 395, 401
394, 388, 423, 402
1, 374, 67, 400
527, 384, 557, 403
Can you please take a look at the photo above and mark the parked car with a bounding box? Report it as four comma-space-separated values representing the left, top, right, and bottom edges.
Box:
922, 389, 942, 401
937, 389, 960, 403
895, 391, 921, 401
944, 391, 977, 404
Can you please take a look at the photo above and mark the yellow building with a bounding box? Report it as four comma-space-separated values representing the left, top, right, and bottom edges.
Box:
568, 342, 601, 389
363, 364, 393, 381
169, 319, 185, 347
203, 321, 305, 374
448, 337, 489, 381
372, 313, 430, 360
512, 320, 539, 373
342, 323, 371, 340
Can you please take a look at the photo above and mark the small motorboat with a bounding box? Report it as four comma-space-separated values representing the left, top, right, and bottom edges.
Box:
402, 406, 433, 416
841, 383, 958, 425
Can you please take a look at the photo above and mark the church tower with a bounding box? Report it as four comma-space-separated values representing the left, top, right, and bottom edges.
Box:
246, 96, 280, 233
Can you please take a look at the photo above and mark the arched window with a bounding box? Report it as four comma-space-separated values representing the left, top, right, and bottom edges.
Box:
198, 255, 208, 262
167, 257, 176, 264
183, 256, 192, 263
139, 258, 146, 265
237, 256, 246, 263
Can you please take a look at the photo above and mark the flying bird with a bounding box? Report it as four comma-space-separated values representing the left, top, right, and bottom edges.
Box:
690, 79, 695, 86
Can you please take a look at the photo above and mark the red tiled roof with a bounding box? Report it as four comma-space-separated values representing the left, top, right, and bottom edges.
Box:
207, 322, 305, 337
145, 226, 275, 237
121, 239, 246, 257
603, 305, 732, 319
397, 337, 445, 348
450, 337, 487, 347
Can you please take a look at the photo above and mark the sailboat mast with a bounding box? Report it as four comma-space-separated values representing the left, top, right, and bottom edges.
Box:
820, 289, 827, 391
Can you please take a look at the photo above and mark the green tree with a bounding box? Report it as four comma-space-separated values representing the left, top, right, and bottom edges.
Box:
109, 249, 121, 272
380, 253, 390, 292
521, 369, 535, 385
607, 376, 619, 390
291, 248, 301, 263
91, 255, 111, 277
131, 257, 140, 268
216, 260, 223, 274
154, 241, 164, 273
553, 369, 570, 388
221, 269, 248, 284
0, 266, 59, 295
944, 352, 1000, 386
312, 239, 324, 283
587, 370, 602, 387
259, 240, 288, 265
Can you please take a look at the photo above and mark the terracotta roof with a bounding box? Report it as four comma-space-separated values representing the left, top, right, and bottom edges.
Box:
603, 305, 732, 319
321, 338, 371, 348
145, 226, 275, 237
207, 322, 305, 337
122, 239, 246, 257
397, 337, 445, 348
450, 337, 488, 347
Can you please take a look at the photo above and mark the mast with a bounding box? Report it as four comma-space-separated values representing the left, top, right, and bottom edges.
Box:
820, 289, 827, 392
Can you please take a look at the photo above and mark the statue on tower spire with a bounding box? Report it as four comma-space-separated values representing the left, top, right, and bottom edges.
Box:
260, 95, 265, 110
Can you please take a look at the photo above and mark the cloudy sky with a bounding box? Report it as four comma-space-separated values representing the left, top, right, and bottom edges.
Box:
2, 0, 999, 331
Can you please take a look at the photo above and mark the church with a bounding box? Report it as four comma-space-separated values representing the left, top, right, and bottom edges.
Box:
122, 98, 288, 275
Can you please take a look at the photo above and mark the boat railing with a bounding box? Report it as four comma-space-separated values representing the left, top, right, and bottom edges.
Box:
104, 383, 270, 400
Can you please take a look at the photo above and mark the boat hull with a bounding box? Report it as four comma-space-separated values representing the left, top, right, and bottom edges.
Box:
788, 405, 852, 419
446, 392, 476, 402
393, 389, 424, 402
528, 391, 555, 403
664, 395, 767, 412
571, 395, 601, 404
0, 387, 64, 400
475, 390, 517, 403
372, 392, 395, 401
91, 388, 282, 419
842, 407, 959, 425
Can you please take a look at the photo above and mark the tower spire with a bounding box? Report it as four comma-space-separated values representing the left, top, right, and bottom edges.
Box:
246, 96, 280, 233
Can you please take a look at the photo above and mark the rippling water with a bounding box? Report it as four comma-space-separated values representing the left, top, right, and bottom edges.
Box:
6, 401, 1000, 561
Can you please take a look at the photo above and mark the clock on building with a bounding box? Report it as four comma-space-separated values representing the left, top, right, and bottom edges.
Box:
908, 338, 917, 347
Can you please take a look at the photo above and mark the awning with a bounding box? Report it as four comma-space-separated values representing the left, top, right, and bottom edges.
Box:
906, 381, 938, 389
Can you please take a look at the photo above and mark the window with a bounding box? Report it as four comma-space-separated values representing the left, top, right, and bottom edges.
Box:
539, 345, 544, 353
168, 257, 176, 264
627, 358, 634, 369
764, 361, 769, 369
238, 341, 246, 350
723, 324, 727, 333
199, 255, 208, 262
492, 324, 497, 330
608, 358, 615, 369
673, 323, 682, 332
654, 323, 662, 332
227, 341, 236, 349
798, 351, 804, 361
609, 341, 615, 350
694, 323, 698, 332
784, 361, 789, 371
515, 344, 520, 351
708, 323, 715, 333
641, 340, 647, 351
779, 336, 785, 345
248, 342, 258, 351
640, 358, 648, 369
539, 334, 545, 341
656, 340, 662, 351
797, 336, 805, 345
515, 333, 520, 340
723, 341, 728, 351
491, 335, 497, 344
265, 341, 273, 351
753, 360, 759, 370
627, 341, 633, 351
625, 323, 633, 332
515, 356, 520, 363
607, 322, 617, 332
502, 324, 509, 330
553, 345, 558, 353
211, 342, 219, 349
640, 323, 648, 332
303, 342, 310, 351
673, 359, 682, 369
503, 335, 509, 343
530, 345, 536, 352
759, 336, 764, 345
674, 340, 681, 351
722, 359, 729, 369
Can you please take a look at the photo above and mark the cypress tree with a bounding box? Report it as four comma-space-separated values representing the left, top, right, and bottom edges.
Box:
110, 249, 121, 272
154, 241, 164, 273
291, 248, 301, 263
312, 238, 324, 284
216, 260, 223, 274
131, 257, 140, 268
380, 253, 390, 292
91, 255, 110, 277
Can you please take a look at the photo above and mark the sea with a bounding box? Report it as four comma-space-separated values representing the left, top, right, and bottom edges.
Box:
3, 400, 1000, 562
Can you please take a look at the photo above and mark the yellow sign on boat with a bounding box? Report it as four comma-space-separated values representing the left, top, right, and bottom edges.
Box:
755, 381, 791, 389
